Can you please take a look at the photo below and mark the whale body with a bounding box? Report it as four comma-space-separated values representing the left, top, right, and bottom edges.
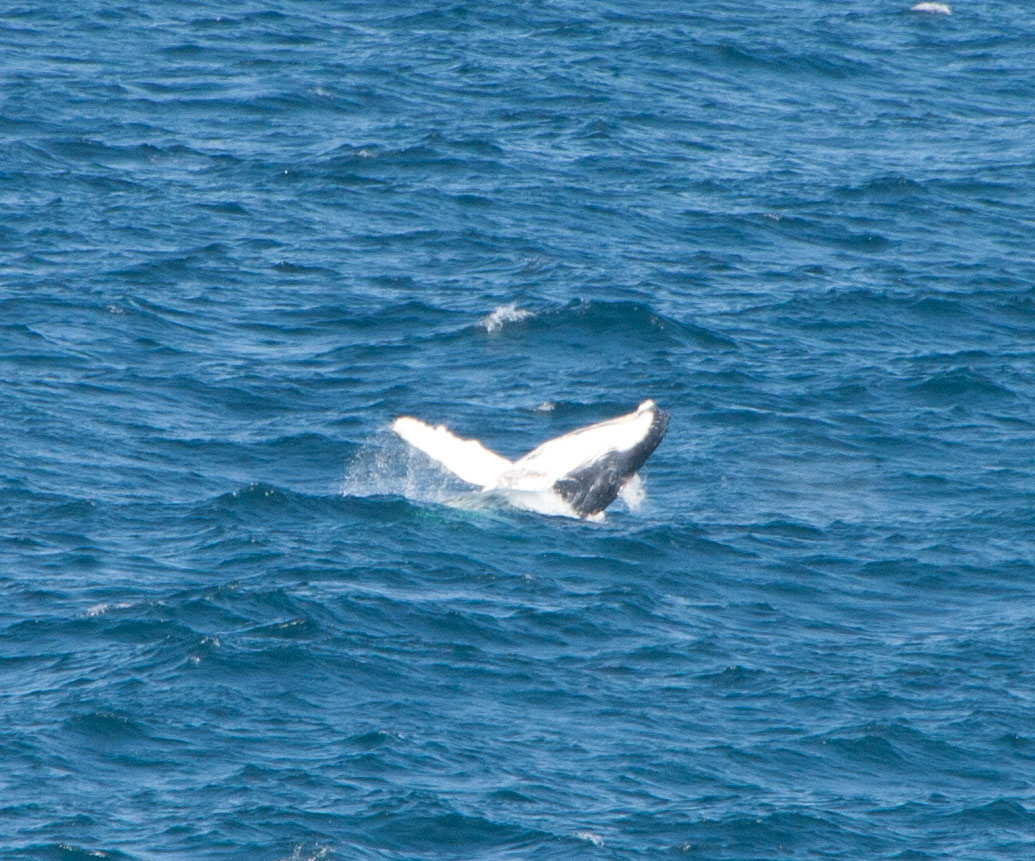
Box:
391, 400, 669, 518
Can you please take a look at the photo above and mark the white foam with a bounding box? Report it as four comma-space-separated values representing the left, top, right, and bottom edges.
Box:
58, 847, 108, 859
284, 844, 333, 861
83, 601, 134, 617
911, 2, 951, 13
575, 831, 605, 847
481, 302, 533, 333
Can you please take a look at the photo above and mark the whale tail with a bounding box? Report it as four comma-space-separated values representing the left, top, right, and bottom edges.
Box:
391, 400, 668, 518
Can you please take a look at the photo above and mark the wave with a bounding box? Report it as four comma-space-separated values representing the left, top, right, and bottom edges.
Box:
674, 807, 879, 857
481, 302, 534, 333
18, 844, 138, 861
701, 40, 876, 80
281, 845, 334, 861
472, 299, 736, 351
907, 367, 1018, 405
911, 2, 952, 15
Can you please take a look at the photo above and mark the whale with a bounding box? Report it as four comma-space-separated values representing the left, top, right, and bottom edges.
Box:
391, 400, 669, 518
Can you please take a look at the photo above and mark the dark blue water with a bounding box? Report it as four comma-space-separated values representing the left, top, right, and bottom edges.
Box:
3, 1, 1035, 858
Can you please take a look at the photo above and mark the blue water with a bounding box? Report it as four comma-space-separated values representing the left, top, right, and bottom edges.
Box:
3, 1, 1035, 858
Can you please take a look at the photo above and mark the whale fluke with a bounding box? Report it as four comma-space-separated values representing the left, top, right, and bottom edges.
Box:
391, 400, 669, 518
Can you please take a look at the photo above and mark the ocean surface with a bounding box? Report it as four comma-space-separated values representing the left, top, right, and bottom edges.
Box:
3, 1, 1035, 858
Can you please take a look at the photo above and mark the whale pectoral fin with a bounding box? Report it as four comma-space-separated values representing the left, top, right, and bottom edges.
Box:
554, 459, 626, 519
392, 416, 512, 488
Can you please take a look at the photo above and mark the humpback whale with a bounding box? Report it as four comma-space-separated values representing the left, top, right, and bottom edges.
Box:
391, 400, 668, 518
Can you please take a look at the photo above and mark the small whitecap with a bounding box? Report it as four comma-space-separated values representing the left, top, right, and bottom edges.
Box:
575, 831, 605, 847
285, 845, 334, 861
535, 401, 555, 412
57, 847, 108, 859
911, 2, 951, 14
481, 302, 533, 333
83, 601, 133, 617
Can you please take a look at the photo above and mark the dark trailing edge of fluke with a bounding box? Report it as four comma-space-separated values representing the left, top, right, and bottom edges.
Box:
553, 406, 669, 517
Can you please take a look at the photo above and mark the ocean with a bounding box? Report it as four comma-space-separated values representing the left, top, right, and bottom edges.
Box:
2, 1, 1035, 858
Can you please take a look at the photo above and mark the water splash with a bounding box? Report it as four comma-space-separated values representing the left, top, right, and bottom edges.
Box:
618, 473, 645, 511
284, 845, 334, 861
340, 431, 468, 505
341, 431, 630, 519
481, 302, 533, 333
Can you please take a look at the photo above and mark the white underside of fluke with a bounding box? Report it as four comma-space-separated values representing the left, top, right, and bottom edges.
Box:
390, 416, 512, 488
390, 400, 660, 517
